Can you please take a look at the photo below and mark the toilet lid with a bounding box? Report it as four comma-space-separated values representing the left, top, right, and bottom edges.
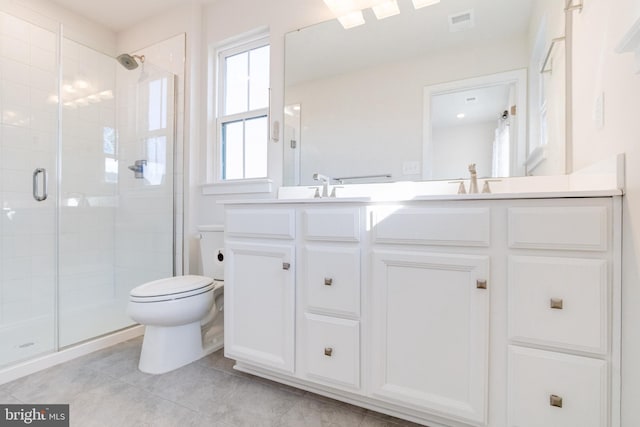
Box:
130, 275, 214, 298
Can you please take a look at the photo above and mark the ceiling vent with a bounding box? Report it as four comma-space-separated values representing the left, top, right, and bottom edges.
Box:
449, 9, 475, 32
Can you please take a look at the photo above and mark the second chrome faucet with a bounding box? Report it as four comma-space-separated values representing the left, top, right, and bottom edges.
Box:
312, 173, 332, 197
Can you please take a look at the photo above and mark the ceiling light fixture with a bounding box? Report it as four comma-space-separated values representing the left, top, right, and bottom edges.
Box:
457, 113, 466, 119
338, 10, 366, 29
372, 0, 400, 20
412, 0, 440, 10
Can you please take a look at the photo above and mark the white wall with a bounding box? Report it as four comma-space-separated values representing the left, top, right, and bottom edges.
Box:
432, 121, 495, 179
570, 1, 640, 425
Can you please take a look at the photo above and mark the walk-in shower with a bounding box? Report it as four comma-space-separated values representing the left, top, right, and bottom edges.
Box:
0, 11, 178, 370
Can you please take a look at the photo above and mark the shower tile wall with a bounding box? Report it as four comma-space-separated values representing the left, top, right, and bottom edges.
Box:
114, 33, 185, 301
58, 38, 120, 346
0, 12, 58, 364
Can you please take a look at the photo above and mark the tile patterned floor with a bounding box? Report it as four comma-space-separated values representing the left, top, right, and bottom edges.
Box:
0, 338, 425, 427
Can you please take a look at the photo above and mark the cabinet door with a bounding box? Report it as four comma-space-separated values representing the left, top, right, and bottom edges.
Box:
371, 250, 490, 425
224, 240, 295, 373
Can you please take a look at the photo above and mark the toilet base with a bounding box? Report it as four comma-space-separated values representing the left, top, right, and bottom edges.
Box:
138, 322, 204, 374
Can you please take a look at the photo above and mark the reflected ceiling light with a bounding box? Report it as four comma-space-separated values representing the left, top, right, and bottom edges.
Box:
62, 84, 76, 94
457, 113, 465, 119
99, 90, 114, 100
338, 10, 365, 29
412, 0, 440, 9
372, 0, 400, 19
323, 0, 358, 16
74, 79, 89, 89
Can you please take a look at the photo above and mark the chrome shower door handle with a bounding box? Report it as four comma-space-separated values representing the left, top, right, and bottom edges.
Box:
32, 168, 48, 202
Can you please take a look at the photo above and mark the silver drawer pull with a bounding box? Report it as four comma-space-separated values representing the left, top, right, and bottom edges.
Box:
476, 279, 487, 290
324, 278, 333, 286
282, 262, 291, 270
550, 298, 564, 310
324, 347, 333, 357
550, 394, 563, 408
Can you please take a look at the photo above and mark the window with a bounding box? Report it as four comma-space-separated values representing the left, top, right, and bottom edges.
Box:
217, 37, 270, 180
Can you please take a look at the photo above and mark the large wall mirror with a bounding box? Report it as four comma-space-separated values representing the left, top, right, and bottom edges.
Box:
284, 0, 568, 186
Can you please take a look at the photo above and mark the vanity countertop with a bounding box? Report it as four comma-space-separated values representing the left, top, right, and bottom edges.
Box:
218, 189, 622, 205
217, 155, 625, 205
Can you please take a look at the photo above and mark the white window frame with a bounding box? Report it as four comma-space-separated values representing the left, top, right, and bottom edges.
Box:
214, 35, 270, 183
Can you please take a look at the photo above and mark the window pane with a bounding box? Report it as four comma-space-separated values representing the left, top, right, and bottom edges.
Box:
222, 121, 244, 179
148, 78, 168, 131
146, 136, 167, 185
225, 52, 248, 115
249, 45, 270, 111
244, 116, 268, 178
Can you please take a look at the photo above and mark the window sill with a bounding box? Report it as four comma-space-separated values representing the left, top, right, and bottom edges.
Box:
201, 178, 274, 196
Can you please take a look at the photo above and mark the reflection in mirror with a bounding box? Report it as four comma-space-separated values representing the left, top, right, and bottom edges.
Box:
424, 69, 527, 180
284, 0, 569, 186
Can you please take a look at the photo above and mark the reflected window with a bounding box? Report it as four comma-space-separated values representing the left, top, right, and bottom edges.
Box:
217, 36, 270, 180
148, 78, 168, 131
105, 158, 118, 183
103, 126, 117, 183
145, 136, 167, 185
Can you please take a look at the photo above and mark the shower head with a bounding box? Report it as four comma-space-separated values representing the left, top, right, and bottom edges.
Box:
116, 53, 145, 70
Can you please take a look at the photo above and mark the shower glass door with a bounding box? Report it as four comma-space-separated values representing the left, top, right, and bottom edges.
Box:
0, 12, 59, 366
57, 38, 176, 347
1, 9, 178, 365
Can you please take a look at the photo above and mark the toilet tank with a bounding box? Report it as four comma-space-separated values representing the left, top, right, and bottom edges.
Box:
198, 225, 224, 280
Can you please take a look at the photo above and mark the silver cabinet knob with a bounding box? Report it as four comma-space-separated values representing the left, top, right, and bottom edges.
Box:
550, 298, 564, 309
282, 262, 291, 270
324, 278, 333, 286
550, 394, 563, 408
324, 347, 333, 357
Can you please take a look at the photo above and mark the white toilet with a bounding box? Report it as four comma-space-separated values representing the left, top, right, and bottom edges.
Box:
127, 225, 225, 374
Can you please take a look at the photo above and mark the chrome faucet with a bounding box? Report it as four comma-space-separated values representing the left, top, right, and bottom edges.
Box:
312, 173, 331, 197
468, 164, 478, 194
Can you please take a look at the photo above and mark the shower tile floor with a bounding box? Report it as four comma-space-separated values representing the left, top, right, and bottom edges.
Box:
0, 337, 424, 427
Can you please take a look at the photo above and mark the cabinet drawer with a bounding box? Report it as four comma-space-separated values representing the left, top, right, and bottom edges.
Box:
302, 208, 360, 241
225, 208, 295, 239
508, 256, 608, 354
508, 206, 608, 251
372, 207, 490, 247
303, 244, 360, 317
508, 346, 608, 427
303, 314, 360, 389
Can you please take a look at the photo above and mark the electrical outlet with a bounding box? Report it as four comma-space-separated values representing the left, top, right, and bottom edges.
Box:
403, 161, 421, 175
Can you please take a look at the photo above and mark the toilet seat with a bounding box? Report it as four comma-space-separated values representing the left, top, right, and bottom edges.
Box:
130, 275, 214, 303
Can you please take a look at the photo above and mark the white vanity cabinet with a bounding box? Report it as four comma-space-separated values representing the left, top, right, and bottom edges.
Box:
222, 195, 621, 427
223, 207, 296, 373
369, 206, 491, 425
297, 207, 362, 391
505, 199, 619, 427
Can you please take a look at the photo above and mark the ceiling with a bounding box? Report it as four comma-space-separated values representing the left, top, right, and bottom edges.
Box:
431, 84, 512, 128
47, 0, 202, 32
